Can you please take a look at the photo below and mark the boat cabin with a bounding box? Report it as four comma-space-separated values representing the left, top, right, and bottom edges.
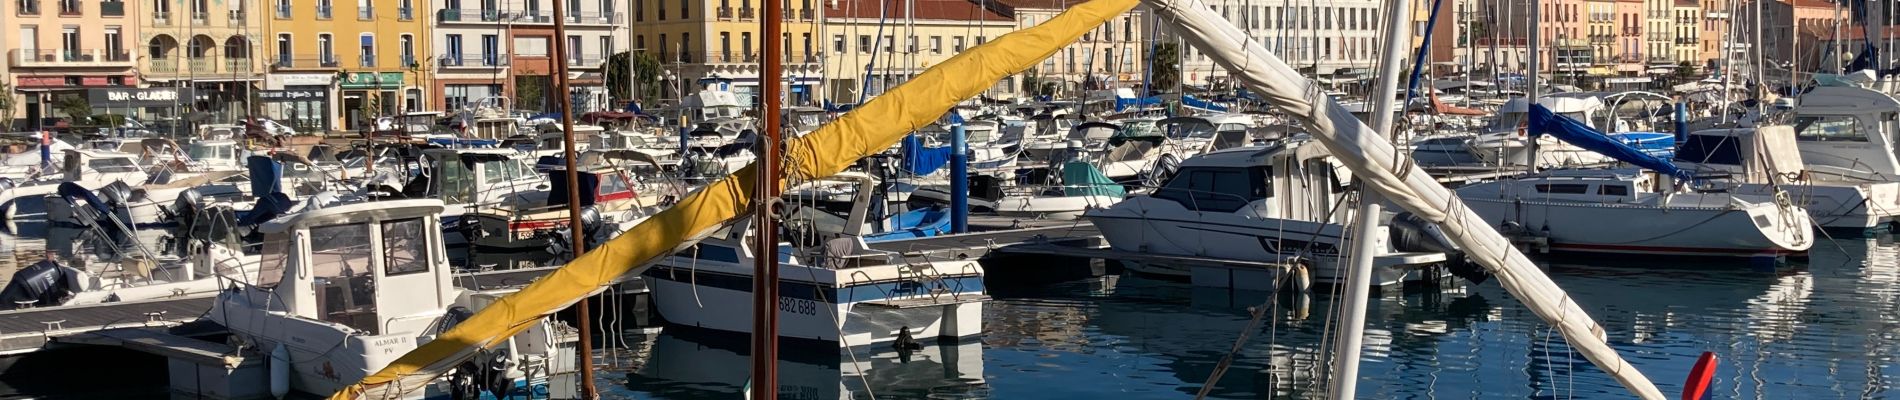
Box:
248, 199, 453, 336
1488, 95, 1605, 134
1147, 140, 1348, 224
1788, 85, 1900, 179
62, 149, 148, 184
1467, 169, 1655, 204
414, 148, 547, 205
184, 140, 245, 170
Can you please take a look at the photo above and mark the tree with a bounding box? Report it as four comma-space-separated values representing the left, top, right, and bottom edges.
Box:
1149, 42, 1181, 95
1020, 72, 1042, 94
1673, 61, 1699, 84
605, 51, 664, 106
54, 94, 90, 123
0, 83, 14, 130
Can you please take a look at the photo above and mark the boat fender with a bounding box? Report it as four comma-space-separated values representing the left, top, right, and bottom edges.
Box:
269, 343, 289, 399
1290, 261, 1311, 294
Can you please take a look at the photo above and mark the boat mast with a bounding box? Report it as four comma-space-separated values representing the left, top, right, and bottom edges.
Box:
1328, 0, 1411, 397
751, 0, 786, 395
1524, 0, 1539, 170
548, 0, 597, 398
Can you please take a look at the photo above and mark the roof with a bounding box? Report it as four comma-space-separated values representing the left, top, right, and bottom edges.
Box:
989, 0, 1086, 10
1674, 0, 1697, 6
260, 199, 447, 234
1780, 0, 1833, 8
826, 0, 1011, 21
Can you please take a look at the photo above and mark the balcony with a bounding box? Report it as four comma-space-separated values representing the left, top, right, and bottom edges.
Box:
187, 58, 212, 72
11, 49, 134, 67
717, 6, 732, 20
192, 11, 209, 25
1676, 38, 1696, 45
153, 11, 171, 25
16, 0, 38, 15
1706, 11, 1728, 19
228, 10, 246, 24
398, 7, 411, 20
567, 54, 601, 67
739, 7, 754, 19
273, 55, 342, 69
357, 6, 372, 20
57, 0, 77, 15
275, 4, 289, 18
225, 59, 252, 73
316, 4, 331, 19
359, 54, 376, 67
568, 11, 618, 24
439, 53, 510, 68
100, 1, 123, 15
511, 10, 552, 23
147, 58, 177, 73
799, 9, 811, 19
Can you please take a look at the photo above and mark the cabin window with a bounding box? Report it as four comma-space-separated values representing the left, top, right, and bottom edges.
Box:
1533, 184, 1590, 194
1675, 134, 1743, 165
435, 158, 476, 204
1792, 116, 1868, 142
482, 161, 508, 184
1153, 167, 1267, 212
600, 173, 632, 195
381, 218, 430, 276
310, 223, 379, 334
88, 157, 142, 173
255, 232, 292, 288
1597, 185, 1629, 196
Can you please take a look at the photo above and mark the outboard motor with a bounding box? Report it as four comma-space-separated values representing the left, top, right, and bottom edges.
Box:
0, 260, 79, 310
546, 207, 607, 259
1388, 212, 1490, 284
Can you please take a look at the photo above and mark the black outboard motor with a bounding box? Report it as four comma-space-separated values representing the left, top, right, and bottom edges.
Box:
546, 207, 607, 259
1388, 212, 1490, 284
0, 260, 77, 310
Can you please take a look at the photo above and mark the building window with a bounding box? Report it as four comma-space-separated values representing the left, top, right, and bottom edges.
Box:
318, 33, 334, 64
857, 35, 869, 53
400, 34, 415, 67
832, 35, 843, 54
445, 34, 463, 64
358, 33, 374, 67
952, 36, 964, 53
929, 36, 941, 54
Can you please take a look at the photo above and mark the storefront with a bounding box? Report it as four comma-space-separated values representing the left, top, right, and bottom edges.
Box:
85, 87, 195, 123
266, 73, 336, 134
258, 89, 331, 133
338, 72, 406, 131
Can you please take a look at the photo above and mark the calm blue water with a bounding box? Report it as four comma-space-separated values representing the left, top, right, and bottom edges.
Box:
3, 221, 1897, 399
602, 237, 1900, 399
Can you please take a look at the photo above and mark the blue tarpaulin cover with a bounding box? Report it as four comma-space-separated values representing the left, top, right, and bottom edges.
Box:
1529, 104, 1692, 181
901, 135, 953, 175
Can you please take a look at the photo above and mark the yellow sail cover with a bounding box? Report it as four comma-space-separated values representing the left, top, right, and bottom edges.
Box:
331, 0, 1139, 397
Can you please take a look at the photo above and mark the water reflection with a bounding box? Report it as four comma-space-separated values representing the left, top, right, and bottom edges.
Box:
616, 331, 987, 400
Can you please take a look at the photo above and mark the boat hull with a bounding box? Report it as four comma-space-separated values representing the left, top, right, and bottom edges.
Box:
1459, 197, 1813, 256
1084, 197, 1429, 287
644, 255, 985, 346
992, 195, 1121, 220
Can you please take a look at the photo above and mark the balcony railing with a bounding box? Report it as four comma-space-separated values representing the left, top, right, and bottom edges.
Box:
359, 54, 376, 67
436, 8, 504, 22
272, 55, 341, 69
402, 55, 417, 67
148, 58, 177, 72
153, 11, 171, 25
439, 53, 511, 67
57, 0, 77, 15
275, 3, 289, 17
717, 6, 732, 19
398, 7, 412, 20
191, 11, 209, 25
316, 4, 331, 18
739, 7, 754, 19
799, 9, 811, 19
16, 0, 38, 15
225, 59, 252, 72
567, 11, 618, 24
357, 6, 372, 20
187, 58, 212, 72
228, 9, 246, 23
100, 1, 123, 15
567, 54, 601, 67
511, 10, 552, 23
11, 49, 134, 67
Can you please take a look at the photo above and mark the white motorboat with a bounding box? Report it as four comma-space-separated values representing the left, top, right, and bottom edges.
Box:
208, 199, 579, 399
0, 149, 150, 221
1084, 141, 1448, 286
644, 174, 986, 345
1456, 168, 1812, 257
993, 160, 1125, 220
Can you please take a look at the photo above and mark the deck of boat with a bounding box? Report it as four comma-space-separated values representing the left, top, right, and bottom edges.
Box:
866, 216, 1104, 259
0, 296, 214, 355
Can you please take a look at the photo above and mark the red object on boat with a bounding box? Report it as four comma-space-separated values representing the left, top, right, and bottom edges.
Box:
1682, 351, 1718, 400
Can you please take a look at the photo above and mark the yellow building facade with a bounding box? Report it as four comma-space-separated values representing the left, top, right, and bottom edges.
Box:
628, 0, 823, 105
821, 0, 1013, 103
261, 0, 433, 132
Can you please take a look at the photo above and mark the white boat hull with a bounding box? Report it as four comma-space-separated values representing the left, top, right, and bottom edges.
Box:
1459, 197, 1812, 256
1085, 197, 1428, 287
992, 195, 1121, 220
644, 254, 985, 346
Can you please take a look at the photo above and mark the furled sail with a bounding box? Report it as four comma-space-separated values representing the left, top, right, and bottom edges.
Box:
1528, 104, 1693, 181
327, 0, 1141, 397
1137, 0, 1667, 398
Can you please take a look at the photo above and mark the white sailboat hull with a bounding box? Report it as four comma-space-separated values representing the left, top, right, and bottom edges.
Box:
1458, 196, 1812, 256
1085, 197, 1426, 287
992, 195, 1121, 220
644, 253, 985, 346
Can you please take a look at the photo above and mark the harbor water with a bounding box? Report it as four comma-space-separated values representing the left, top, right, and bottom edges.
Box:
1, 225, 1896, 399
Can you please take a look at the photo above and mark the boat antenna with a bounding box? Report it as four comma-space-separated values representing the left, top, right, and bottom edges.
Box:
751, 0, 786, 396
548, 0, 598, 397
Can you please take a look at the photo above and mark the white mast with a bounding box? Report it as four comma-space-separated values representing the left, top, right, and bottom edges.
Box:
1524, 0, 1539, 168
1326, 0, 1410, 397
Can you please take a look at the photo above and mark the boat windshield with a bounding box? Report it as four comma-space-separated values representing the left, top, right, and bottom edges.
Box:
1163, 122, 1217, 140
1150, 166, 1269, 213
187, 144, 233, 161
89, 156, 143, 173
1119, 120, 1160, 137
